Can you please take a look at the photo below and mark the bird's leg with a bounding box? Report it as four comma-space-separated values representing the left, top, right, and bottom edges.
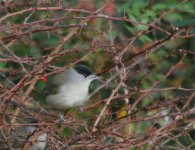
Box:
77, 105, 84, 113
59, 114, 65, 122
58, 109, 70, 122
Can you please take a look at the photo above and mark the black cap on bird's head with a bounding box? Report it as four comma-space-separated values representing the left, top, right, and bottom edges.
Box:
73, 63, 101, 81
74, 64, 92, 78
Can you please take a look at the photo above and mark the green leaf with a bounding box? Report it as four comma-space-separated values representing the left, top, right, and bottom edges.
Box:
139, 34, 152, 42
128, 14, 137, 22
132, 0, 147, 10
35, 80, 46, 91
164, 13, 183, 22
173, 18, 195, 27
29, 46, 42, 57
0, 62, 5, 68
124, 24, 135, 33
153, 3, 167, 10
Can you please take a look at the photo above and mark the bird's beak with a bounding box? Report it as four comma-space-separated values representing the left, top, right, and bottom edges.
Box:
93, 74, 104, 83
92, 74, 101, 80
89, 74, 102, 81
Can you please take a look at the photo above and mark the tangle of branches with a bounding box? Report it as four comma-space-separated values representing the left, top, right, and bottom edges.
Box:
0, 0, 194, 149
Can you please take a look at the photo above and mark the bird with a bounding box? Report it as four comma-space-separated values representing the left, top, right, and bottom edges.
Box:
44, 64, 100, 112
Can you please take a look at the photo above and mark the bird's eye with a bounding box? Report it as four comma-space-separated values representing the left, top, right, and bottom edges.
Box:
84, 74, 88, 78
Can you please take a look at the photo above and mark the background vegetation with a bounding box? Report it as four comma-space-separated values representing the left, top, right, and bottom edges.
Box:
0, 0, 194, 149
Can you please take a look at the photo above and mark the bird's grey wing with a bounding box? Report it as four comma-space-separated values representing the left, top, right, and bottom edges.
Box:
43, 73, 66, 95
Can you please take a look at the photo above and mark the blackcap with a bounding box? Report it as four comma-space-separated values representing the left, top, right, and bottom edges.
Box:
44, 64, 100, 110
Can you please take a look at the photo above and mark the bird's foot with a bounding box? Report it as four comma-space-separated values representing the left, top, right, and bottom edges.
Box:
59, 114, 65, 122
77, 105, 84, 113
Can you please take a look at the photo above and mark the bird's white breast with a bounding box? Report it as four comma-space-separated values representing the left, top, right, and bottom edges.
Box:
46, 69, 95, 109
46, 80, 90, 109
